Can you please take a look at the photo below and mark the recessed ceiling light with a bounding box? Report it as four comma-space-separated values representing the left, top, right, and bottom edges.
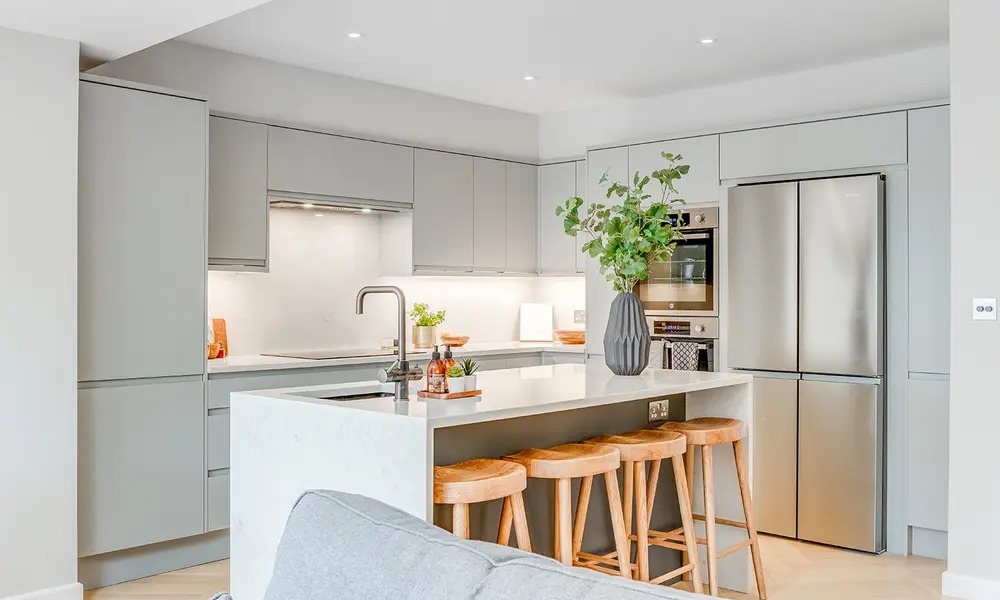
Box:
700, 38, 716, 44
303, 203, 314, 208
523, 75, 535, 81
314, 213, 324, 217
360, 208, 373, 213
347, 32, 363, 39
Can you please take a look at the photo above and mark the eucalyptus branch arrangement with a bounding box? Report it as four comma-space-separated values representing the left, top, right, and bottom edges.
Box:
556, 152, 691, 293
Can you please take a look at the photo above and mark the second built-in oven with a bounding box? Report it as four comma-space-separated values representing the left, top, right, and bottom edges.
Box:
637, 206, 719, 316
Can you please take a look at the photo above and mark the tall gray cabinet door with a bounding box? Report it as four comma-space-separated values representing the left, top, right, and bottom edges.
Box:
78, 381, 205, 557
586, 147, 629, 355
727, 182, 798, 372
209, 117, 268, 268
908, 107, 951, 375
79, 82, 207, 382
537, 162, 578, 274
752, 377, 798, 538
628, 134, 720, 205
473, 157, 506, 271
505, 163, 538, 273
575, 161, 587, 273
413, 149, 474, 270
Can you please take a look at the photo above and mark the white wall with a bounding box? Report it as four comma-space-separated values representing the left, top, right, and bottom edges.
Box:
91, 41, 539, 162
0, 26, 81, 600
945, 3, 1000, 599
539, 45, 949, 160
208, 209, 584, 355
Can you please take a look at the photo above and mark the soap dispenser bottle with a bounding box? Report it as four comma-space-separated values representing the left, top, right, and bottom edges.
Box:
426, 345, 448, 394
443, 344, 456, 371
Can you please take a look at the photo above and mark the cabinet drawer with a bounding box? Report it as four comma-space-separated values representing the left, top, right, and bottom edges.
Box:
207, 473, 230, 532
476, 358, 509, 372
507, 355, 543, 368
208, 366, 375, 409
720, 112, 907, 179
541, 352, 586, 365
906, 378, 949, 531
207, 413, 230, 471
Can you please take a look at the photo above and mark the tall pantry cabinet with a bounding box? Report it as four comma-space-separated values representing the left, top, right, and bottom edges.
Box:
77, 77, 208, 558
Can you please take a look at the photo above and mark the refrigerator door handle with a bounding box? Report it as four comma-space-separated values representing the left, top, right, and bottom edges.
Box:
732, 369, 801, 380
800, 373, 882, 385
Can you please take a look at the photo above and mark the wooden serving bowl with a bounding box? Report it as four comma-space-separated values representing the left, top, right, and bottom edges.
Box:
554, 330, 586, 345
440, 334, 470, 347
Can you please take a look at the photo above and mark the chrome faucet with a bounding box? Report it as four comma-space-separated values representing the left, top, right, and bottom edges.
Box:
355, 285, 423, 401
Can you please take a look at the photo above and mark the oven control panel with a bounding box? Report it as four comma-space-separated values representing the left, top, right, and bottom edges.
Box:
648, 316, 719, 339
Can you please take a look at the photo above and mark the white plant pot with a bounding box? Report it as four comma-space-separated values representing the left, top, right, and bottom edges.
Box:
448, 377, 466, 393
464, 375, 478, 390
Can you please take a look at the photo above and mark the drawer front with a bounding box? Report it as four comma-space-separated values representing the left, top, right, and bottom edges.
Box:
207, 473, 230, 532
506, 355, 543, 368
208, 366, 375, 409
207, 413, 230, 471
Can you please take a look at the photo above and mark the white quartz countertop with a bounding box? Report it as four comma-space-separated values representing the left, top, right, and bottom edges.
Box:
209, 341, 585, 374
234, 363, 752, 428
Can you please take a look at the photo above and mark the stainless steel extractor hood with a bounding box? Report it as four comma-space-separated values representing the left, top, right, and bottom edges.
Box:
268, 191, 412, 214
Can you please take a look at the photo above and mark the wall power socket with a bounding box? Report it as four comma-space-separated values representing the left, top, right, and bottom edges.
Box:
648, 399, 670, 422
574, 310, 586, 324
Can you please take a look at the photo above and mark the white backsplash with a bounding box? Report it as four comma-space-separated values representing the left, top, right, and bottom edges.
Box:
208, 209, 585, 355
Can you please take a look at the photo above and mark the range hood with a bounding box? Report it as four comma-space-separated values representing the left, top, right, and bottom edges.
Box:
268, 191, 411, 214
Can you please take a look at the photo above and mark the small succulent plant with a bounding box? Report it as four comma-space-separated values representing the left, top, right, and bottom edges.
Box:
461, 357, 480, 376
446, 365, 465, 378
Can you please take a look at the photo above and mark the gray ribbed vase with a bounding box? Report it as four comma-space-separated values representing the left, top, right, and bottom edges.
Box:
603, 292, 651, 376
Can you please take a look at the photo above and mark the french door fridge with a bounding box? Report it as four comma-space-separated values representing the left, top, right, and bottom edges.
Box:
728, 174, 886, 553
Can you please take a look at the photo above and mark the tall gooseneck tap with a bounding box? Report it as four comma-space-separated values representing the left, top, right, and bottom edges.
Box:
356, 286, 423, 401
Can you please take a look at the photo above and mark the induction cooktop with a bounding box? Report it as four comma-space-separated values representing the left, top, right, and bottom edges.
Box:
261, 348, 429, 360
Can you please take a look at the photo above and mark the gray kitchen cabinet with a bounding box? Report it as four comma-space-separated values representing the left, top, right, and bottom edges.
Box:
207, 473, 231, 532
506, 355, 543, 368
79, 381, 205, 557
906, 378, 949, 532
413, 149, 474, 271
476, 358, 510, 371
575, 161, 587, 273
207, 413, 230, 471
586, 147, 629, 355
267, 126, 414, 204
628, 134, 720, 205
473, 158, 507, 271
209, 117, 268, 270
908, 106, 951, 375
505, 162, 539, 273
541, 352, 586, 365
78, 81, 207, 382
208, 365, 378, 409
719, 112, 908, 179
538, 162, 578, 274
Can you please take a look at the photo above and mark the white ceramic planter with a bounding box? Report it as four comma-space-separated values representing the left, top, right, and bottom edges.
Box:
448, 377, 466, 393
464, 374, 478, 390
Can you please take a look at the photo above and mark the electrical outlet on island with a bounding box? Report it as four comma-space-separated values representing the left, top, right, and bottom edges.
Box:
648, 399, 670, 423
574, 310, 586, 324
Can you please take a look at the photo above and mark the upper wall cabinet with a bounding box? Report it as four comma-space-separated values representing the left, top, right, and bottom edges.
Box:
628, 134, 720, 205
79, 81, 207, 382
908, 106, 951, 375
586, 147, 629, 355
473, 157, 507, 272
575, 161, 587, 273
719, 112, 908, 180
538, 162, 578, 274
267, 126, 414, 204
209, 117, 268, 270
505, 163, 539, 274
413, 149, 474, 271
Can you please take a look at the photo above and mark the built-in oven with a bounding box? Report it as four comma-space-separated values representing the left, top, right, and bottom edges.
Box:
648, 315, 719, 372
637, 206, 719, 316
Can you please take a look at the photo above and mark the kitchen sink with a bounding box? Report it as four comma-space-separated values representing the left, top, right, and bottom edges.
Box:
319, 392, 396, 401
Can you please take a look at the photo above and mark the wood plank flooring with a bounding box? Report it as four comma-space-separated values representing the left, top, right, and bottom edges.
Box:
85, 535, 951, 600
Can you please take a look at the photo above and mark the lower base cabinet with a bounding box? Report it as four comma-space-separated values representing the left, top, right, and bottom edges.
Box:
207, 473, 230, 532
79, 380, 205, 557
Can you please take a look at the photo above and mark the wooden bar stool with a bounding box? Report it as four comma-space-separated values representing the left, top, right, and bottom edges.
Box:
659, 418, 766, 598
502, 444, 632, 579
583, 429, 703, 590
433, 459, 531, 551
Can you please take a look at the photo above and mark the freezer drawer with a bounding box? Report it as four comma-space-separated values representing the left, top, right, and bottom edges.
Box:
752, 376, 798, 538
797, 379, 884, 552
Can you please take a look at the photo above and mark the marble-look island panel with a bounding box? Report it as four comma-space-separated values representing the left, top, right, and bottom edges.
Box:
230, 364, 754, 600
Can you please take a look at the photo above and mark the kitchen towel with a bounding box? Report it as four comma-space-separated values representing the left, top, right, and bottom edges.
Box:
648, 340, 666, 369
670, 341, 700, 371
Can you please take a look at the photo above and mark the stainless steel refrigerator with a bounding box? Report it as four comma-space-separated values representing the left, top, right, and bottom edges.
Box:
728, 174, 885, 553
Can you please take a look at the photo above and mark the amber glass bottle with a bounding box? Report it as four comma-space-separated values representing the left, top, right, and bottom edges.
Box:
426, 346, 448, 393
443, 344, 457, 371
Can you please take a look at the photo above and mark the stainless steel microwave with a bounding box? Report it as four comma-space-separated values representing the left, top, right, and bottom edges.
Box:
637, 206, 719, 316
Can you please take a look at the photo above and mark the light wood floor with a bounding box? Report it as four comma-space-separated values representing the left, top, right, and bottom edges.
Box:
84, 536, 950, 600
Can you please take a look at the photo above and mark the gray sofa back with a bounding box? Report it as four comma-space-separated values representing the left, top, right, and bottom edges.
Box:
264, 490, 706, 600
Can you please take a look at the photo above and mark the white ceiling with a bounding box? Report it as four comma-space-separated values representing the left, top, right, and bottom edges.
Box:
179, 0, 949, 114
0, 0, 273, 61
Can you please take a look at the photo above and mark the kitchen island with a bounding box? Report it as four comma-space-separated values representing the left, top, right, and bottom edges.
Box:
230, 364, 754, 599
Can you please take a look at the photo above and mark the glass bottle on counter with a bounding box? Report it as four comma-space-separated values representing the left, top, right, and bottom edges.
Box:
443, 344, 456, 371
426, 346, 448, 394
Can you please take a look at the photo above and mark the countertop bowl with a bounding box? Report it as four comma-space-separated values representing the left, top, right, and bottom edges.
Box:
554, 330, 586, 345
440, 334, 470, 347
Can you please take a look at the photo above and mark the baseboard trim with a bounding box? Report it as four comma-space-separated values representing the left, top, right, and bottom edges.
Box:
909, 526, 947, 560
942, 570, 1000, 600
80, 530, 229, 590
1, 583, 82, 600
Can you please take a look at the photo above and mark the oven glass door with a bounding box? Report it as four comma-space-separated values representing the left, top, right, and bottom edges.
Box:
639, 232, 715, 313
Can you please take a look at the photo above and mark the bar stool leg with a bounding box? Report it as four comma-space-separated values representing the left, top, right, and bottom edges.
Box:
453, 503, 470, 540
701, 445, 719, 597
734, 439, 767, 599
634, 461, 650, 581
554, 478, 573, 565
497, 497, 513, 546
603, 469, 632, 580
645, 459, 661, 523
623, 460, 635, 544
682, 445, 696, 582
510, 491, 533, 553
671, 454, 704, 594
572, 475, 593, 557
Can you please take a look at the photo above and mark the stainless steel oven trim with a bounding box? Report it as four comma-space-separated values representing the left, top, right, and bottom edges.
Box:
641, 230, 720, 317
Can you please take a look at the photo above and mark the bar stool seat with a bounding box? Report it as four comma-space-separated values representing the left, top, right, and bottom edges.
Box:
433, 459, 531, 552
660, 417, 744, 446
586, 429, 687, 462
503, 443, 632, 579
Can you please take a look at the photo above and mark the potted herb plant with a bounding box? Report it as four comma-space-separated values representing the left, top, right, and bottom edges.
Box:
556, 152, 689, 375
461, 357, 480, 390
408, 302, 446, 349
446, 364, 467, 393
